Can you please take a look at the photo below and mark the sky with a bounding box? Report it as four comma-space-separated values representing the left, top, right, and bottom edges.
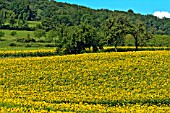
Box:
56, 0, 170, 18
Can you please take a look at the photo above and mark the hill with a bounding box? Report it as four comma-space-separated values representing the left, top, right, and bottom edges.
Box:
0, 0, 170, 53
0, 0, 170, 34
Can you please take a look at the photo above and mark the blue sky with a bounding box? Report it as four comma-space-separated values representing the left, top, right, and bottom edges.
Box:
56, 0, 170, 18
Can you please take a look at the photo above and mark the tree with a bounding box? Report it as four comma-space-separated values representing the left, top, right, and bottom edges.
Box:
34, 29, 46, 38
104, 14, 131, 52
56, 23, 98, 54
9, 12, 16, 28
128, 9, 134, 14
41, 18, 56, 31
0, 10, 6, 28
0, 31, 5, 40
46, 30, 58, 42
130, 20, 147, 51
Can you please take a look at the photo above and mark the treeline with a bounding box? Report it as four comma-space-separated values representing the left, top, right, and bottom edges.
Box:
0, 0, 170, 54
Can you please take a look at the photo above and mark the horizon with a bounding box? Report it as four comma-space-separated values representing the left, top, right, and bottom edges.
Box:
56, 0, 170, 18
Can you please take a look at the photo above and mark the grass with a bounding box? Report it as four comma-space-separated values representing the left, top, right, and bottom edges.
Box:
0, 29, 35, 48
1, 29, 34, 38
28, 21, 41, 28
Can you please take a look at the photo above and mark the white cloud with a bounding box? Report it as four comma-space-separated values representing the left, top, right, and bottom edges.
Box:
153, 11, 170, 19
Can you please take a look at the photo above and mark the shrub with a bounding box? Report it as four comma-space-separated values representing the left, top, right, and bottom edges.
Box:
0, 31, 5, 38
10, 31, 17, 36
37, 39, 46, 43
25, 44, 32, 47
9, 42, 17, 46
16, 37, 25, 43
25, 38, 36, 43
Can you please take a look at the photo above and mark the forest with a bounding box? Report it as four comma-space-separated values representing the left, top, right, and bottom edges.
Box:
0, 0, 170, 54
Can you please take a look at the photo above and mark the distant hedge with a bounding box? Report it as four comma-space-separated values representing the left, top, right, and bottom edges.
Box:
0, 47, 169, 58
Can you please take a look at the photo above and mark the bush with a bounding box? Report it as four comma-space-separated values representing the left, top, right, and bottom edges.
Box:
10, 31, 17, 36
0, 38, 6, 41
16, 37, 25, 43
146, 35, 170, 47
25, 44, 32, 47
34, 29, 46, 38
37, 39, 47, 43
16, 37, 36, 43
25, 38, 36, 43
9, 42, 17, 46
0, 31, 5, 38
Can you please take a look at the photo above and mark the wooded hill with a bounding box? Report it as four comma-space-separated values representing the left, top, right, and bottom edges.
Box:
0, 0, 170, 54
1, 0, 170, 34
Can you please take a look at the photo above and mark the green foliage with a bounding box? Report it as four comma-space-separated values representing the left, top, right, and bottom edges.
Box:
56, 23, 100, 54
0, 10, 5, 28
46, 30, 58, 42
124, 34, 135, 46
130, 20, 146, 51
0, 31, 5, 37
147, 35, 170, 47
25, 33, 36, 43
10, 31, 17, 36
1, 0, 170, 35
9, 42, 17, 46
104, 14, 131, 51
0, 0, 170, 52
34, 29, 46, 38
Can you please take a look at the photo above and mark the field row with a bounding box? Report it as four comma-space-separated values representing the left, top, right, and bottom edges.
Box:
0, 46, 170, 57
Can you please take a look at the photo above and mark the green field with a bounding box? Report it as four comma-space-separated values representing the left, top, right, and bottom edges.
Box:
0, 30, 35, 47
28, 21, 41, 28
1, 30, 34, 38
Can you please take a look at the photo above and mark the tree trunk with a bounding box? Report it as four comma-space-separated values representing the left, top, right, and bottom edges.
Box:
92, 45, 98, 52
114, 43, 117, 52
135, 37, 138, 51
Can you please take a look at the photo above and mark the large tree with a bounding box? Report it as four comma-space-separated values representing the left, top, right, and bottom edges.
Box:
104, 14, 131, 52
56, 23, 98, 54
130, 20, 146, 51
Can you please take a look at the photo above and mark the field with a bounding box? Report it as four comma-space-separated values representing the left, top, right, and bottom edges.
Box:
0, 30, 35, 48
28, 21, 41, 28
0, 51, 170, 112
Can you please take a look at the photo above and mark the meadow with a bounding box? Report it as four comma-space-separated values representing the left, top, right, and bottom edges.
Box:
0, 51, 170, 112
0, 30, 35, 48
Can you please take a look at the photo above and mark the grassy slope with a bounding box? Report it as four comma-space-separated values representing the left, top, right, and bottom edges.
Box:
0, 30, 35, 48
28, 21, 41, 28
0, 21, 42, 48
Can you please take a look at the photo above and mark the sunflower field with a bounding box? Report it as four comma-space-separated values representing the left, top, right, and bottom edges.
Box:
0, 51, 170, 112
0, 49, 57, 58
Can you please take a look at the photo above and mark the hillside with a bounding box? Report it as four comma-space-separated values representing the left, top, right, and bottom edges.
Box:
0, 0, 170, 33
0, 0, 170, 53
